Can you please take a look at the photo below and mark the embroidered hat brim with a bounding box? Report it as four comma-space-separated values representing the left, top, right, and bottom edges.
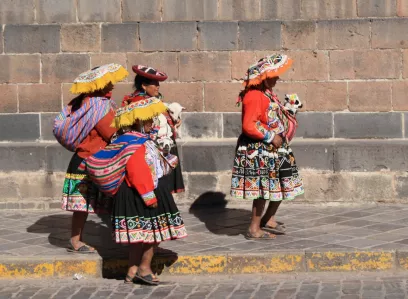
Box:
132, 65, 168, 81
70, 63, 129, 94
112, 97, 167, 128
243, 54, 293, 87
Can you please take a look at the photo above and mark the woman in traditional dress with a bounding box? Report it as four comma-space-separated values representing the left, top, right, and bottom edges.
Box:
58, 64, 128, 253
80, 97, 187, 285
122, 65, 185, 194
230, 54, 304, 240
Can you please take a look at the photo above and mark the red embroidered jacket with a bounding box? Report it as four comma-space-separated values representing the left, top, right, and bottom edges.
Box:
241, 90, 285, 143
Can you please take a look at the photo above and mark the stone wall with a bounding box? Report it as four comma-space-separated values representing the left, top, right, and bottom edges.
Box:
1, 0, 408, 208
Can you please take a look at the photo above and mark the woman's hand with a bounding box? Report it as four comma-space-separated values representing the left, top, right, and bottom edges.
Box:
150, 202, 158, 208
174, 119, 182, 129
272, 134, 283, 148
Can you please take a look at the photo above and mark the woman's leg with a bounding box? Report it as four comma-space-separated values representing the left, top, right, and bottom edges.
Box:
138, 243, 159, 282
261, 201, 282, 227
248, 199, 273, 237
125, 243, 143, 282
70, 212, 94, 250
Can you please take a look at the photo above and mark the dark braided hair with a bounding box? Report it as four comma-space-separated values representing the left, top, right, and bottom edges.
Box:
134, 75, 153, 91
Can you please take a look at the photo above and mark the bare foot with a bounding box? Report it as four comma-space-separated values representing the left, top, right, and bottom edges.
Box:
70, 238, 96, 252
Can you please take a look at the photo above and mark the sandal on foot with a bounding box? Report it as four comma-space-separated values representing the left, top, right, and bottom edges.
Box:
135, 271, 160, 286
245, 231, 276, 240
261, 223, 286, 235
66, 240, 96, 254
124, 274, 136, 284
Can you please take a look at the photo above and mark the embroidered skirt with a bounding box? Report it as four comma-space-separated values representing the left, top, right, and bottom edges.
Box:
230, 135, 304, 201
61, 153, 112, 214
166, 141, 185, 194
112, 177, 187, 244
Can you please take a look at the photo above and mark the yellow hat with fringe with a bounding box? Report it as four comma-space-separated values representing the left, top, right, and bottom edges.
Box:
112, 97, 167, 129
70, 63, 129, 94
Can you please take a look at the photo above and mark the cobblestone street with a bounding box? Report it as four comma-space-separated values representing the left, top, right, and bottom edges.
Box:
1, 273, 408, 299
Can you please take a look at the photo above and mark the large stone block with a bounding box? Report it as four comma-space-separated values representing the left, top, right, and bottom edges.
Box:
19, 84, 61, 113
291, 140, 334, 171
357, 0, 397, 17
223, 113, 241, 138
0, 114, 40, 142
102, 24, 139, 53
78, 0, 121, 22
0, 173, 19, 200
282, 21, 316, 50
317, 20, 370, 50
0, 143, 45, 171
405, 113, 408, 138
301, 0, 357, 19
334, 140, 408, 171
0, 55, 40, 83
198, 22, 238, 51
334, 113, 402, 139
181, 140, 235, 172
90, 54, 128, 71
330, 50, 401, 80
127, 52, 178, 81
45, 144, 72, 172
0, 85, 18, 113
238, 21, 281, 50
36, 0, 76, 23
41, 113, 58, 141
405, 50, 408, 78
392, 81, 408, 111
372, 19, 408, 49
261, 0, 301, 20
396, 175, 408, 199
159, 83, 203, 112
296, 112, 333, 138
42, 54, 90, 83
122, 0, 161, 22
187, 174, 218, 199
275, 81, 347, 112
349, 82, 392, 112
61, 24, 101, 53
139, 22, 197, 51
18, 172, 65, 199
0, 0, 34, 24
285, 51, 329, 81
110, 83, 133, 106
231, 51, 257, 80
163, 0, 218, 21
180, 113, 223, 139
398, 0, 408, 16
179, 52, 231, 82
219, 0, 261, 20
4, 25, 60, 53
204, 82, 242, 112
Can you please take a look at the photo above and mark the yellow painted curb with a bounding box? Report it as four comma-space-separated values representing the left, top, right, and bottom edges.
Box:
306, 251, 395, 272
0, 251, 406, 278
227, 253, 305, 274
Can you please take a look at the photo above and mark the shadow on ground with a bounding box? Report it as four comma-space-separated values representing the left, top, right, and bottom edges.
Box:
26, 213, 178, 278
188, 192, 251, 236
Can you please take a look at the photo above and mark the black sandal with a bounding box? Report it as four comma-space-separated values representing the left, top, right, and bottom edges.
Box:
261, 223, 286, 235
135, 271, 160, 286
66, 240, 96, 254
245, 231, 276, 240
124, 274, 136, 284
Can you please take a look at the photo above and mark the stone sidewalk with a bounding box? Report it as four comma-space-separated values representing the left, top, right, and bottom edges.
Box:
2, 203, 408, 277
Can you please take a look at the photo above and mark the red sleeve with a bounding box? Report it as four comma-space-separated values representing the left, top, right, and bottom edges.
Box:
95, 110, 117, 142
125, 146, 157, 206
242, 91, 271, 141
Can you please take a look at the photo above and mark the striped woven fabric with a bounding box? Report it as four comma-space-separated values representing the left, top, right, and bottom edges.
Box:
79, 132, 148, 196
53, 97, 113, 152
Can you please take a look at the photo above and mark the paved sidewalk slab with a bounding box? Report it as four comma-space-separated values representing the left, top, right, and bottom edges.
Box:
2, 203, 408, 277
